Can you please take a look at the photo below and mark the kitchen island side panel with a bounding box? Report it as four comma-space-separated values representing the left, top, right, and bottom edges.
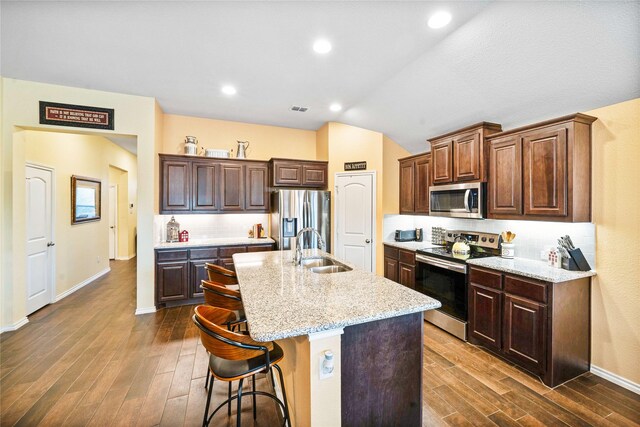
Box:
341, 312, 423, 427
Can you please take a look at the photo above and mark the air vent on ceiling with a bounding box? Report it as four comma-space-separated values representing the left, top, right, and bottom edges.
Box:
290, 105, 309, 112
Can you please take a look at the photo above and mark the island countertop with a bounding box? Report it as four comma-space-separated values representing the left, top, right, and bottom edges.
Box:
233, 249, 441, 342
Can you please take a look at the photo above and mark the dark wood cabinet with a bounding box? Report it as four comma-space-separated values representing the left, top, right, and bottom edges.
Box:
487, 113, 596, 222
383, 245, 415, 289
468, 266, 590, 387
431, 140, 453, 185
155, 243, 273, 307
453, 131, 481, 182
398, 153, 431, 215
161, 160, 191, 212
160, 154, 269, 214
270, 158, 328, 189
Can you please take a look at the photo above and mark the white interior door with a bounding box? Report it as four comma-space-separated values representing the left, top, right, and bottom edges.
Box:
109, 185, 117, 260
26, 165, 54, 314
335, 172, 375, 272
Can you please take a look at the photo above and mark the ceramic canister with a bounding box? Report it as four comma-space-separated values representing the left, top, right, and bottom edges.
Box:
501, 243, 515, 259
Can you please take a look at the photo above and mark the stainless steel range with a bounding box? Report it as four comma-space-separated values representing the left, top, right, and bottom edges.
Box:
415, 230, 501, 340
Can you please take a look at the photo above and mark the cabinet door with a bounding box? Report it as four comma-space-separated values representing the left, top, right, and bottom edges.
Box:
489, 135, 522, 216
192, 161, 218, 211
453, 131, 481, 182
503, 294, 547, 373
468, 285, 502, 351
523, 126, 568, 217
414, 155, 431, 214
431, 140, 453, 184
399, 159, 415, 214
384, 257, 399, 283
219, 163, 245, 211
161, 160, 191, 212
302, 163, 328, 188
190, 259, 217, 298
273, 161, 302, 186
156, 261, 189, 302
399, 263, 415, 289
245, 163, 269, 211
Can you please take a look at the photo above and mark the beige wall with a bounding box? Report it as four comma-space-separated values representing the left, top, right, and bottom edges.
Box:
162, 114, 317, 161
316, 122, 329, 161
1, 78, 158, 329
24, 131, 137, 295
587, 98, 640, 385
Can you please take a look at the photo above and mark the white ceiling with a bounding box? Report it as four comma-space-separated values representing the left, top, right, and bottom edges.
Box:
1, 1, 638, 154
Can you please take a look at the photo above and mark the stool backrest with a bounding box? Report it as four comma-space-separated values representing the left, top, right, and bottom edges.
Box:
201, 280, 243, 311
205, 263, 238, 285
193, 305, 273, 361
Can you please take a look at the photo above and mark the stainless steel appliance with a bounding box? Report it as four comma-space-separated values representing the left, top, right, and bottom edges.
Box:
415, 230, 500, 340
270, 190, 331, 251
429, 182, 486, 219
394, 228, 423, 242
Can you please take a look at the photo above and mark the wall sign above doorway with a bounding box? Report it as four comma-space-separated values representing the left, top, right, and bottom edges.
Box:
39, 101, 115, 130
344, 161, 367, 171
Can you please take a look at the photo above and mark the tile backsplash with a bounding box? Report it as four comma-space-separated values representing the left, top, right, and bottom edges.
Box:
154, 214, 269, 243
384, 214, 596, 269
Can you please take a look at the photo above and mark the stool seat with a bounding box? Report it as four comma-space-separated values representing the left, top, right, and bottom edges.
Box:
209, 342, 284, 380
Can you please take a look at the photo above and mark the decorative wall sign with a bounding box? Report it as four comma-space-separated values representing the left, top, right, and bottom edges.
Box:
39, 101, 114, 130
344, 161, 367, 171
71, 176, 102, 224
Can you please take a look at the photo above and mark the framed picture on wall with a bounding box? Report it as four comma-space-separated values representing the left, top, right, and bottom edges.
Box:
71, 175, 101, 224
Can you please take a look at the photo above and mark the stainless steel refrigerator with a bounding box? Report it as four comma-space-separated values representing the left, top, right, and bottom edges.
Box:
270, 190, 331, 251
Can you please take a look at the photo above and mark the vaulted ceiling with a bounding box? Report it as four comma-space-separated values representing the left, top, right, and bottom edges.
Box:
2, 1, 638, 153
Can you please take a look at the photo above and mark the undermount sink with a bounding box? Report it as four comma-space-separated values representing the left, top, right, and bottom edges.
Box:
301, 257, 352, 273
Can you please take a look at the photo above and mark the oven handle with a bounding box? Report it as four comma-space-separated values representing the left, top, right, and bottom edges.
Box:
464, 189, 471, 212
416, 254, 467, 274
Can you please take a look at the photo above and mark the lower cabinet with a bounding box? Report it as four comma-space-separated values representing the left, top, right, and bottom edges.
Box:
383, 245, 415, 289
155, 243, 273, 307
468, 266, 590, 387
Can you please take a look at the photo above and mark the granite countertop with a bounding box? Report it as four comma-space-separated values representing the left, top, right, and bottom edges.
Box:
467, 257, 596, 283
383, 241, 441, 251
155, 237, 275, 249
233, 250, 441, 342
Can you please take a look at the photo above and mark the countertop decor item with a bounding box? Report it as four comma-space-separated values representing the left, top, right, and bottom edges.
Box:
203, 148, 230, 158
236, 140, 250, 158
166, 216, 180, 242
501, 230, 516, 258
184, 136, 198, 155
179, 230, 189, 242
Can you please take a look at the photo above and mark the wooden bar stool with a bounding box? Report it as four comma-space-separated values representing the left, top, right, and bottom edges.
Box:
193, 305, 291, 427
205, 263, 240, 290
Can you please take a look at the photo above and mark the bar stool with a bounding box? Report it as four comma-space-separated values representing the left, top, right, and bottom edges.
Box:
205, 263, 240, 290
193, 305, 291, 427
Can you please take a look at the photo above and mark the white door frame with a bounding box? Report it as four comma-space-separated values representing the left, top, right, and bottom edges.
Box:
109, 185, 118, 260
333, 171, 377, 272
25, 162, 57, 305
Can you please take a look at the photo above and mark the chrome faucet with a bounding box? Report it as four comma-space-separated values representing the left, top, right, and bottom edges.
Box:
294, 227, 325, 265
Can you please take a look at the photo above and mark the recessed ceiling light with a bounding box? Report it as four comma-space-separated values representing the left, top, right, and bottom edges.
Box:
221, 85, 237, 95
329, 103, 342, 112
428, 11, 452, 29
313, 39, 332, 54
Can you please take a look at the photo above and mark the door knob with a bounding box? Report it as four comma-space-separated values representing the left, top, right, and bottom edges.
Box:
110, 226, 115, 229
365, 239, 371, 244
47, 242, 55, 247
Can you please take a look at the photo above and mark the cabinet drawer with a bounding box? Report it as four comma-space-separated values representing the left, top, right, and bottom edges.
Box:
504, 275, 548, 304
218, 246, 247, 257
399, 249, 415, 266
384, 245, 399, 259
247, 244, 273, 252
156, 249, 188, 262
469, 267, 502, 290
189, 247, 219, 260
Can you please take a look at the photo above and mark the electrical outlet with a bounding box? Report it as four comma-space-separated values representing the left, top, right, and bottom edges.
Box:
96, 256, 100, 264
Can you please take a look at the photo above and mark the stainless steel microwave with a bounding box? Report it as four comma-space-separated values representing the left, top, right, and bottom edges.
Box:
429, 182, 486, 219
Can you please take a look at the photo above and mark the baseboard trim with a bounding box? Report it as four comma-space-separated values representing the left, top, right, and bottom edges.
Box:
591, 364, 640, 395
54, 267, 111, 302
0, 317, 29, 334
135, 306, 157, 315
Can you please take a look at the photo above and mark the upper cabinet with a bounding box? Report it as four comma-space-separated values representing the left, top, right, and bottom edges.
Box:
399, 153, 431, 215
487, 113, 597, 222
270, 158, 328, 189
428, 122, 503, 185
160, 154, 269, 214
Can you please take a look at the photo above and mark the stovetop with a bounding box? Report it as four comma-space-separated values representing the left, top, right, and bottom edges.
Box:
416, 229, 502, 265
416, 246, 497, 264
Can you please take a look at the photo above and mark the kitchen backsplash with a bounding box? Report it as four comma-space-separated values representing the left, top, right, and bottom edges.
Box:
154, 214, 269, 243
384, 214, 596, 269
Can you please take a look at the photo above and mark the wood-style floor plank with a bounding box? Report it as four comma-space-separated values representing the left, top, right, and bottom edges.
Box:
1, 258, 638, 427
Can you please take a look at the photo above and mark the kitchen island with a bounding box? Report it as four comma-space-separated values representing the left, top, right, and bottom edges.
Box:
233, 249, 441, 427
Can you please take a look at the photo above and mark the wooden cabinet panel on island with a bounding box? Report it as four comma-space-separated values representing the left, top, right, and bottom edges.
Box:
487, 113, 596, 222
398, 153, 431, 215
270, 158, 328, 189
468, 266, 590, 387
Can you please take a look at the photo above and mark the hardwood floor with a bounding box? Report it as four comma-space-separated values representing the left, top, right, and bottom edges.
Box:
1, 258, 638, 426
